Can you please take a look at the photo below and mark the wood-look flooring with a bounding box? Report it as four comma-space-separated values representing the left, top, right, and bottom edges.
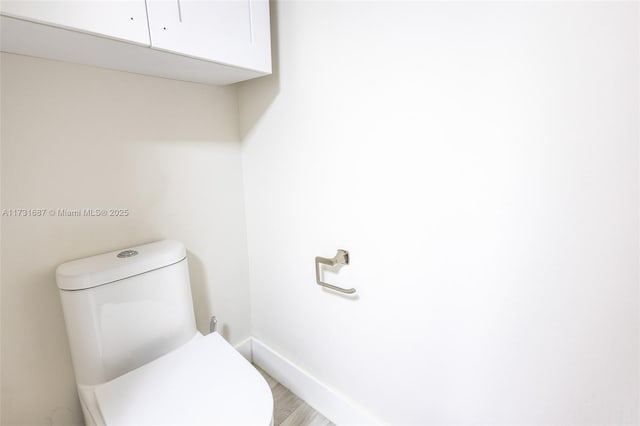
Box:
254, 365, 335, 426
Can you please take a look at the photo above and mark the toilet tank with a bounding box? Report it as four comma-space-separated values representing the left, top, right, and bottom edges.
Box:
56, 240, 198, 386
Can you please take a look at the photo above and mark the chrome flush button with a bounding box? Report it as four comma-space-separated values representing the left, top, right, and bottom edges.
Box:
117, 250, 138, 258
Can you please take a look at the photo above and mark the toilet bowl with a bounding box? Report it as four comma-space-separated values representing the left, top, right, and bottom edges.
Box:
56, 240, 273, 425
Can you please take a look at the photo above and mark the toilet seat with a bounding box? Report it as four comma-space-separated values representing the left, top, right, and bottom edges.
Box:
92, 332, 273, 425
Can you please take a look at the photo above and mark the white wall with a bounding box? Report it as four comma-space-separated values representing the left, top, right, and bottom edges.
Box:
0, 53, 250, 426
239, 2, 640, 424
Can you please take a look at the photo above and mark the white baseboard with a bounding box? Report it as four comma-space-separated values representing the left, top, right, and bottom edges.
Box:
234, 337, 253, 362
242, 337, 381, 426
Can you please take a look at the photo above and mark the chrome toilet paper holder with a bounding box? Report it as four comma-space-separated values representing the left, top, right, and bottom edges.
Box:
314, 249, 356, 294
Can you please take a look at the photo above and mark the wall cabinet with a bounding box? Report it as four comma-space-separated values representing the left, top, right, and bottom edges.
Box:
0, 0, 271, 85
147, 0, 271, 73
0, 1, 151, 45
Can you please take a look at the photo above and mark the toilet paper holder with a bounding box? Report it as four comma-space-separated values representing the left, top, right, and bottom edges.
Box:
314, 249, 356, 294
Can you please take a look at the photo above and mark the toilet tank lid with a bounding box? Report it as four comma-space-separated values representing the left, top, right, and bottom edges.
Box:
56, 240, 187, 291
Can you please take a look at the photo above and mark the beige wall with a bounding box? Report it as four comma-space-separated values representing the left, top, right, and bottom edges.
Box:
0, 53, 3, 426
0, 53, 251, 426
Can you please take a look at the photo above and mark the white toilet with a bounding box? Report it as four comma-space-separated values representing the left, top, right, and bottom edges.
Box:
56, 239, 273, 426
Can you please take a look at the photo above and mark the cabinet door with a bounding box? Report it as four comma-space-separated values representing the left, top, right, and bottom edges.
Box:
146, 0, 271, 73
0, 0, 150, 45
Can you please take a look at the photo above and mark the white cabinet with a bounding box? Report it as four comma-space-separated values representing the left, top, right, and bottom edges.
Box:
0, 0, 150, 45
147, 0, 271, 73
0, 0, 271, 84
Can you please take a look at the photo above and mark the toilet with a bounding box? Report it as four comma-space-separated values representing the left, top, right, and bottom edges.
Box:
55, 239, 273, 426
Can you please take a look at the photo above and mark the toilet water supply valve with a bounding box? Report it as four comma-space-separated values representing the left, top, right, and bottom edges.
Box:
210, 316, 217, 333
